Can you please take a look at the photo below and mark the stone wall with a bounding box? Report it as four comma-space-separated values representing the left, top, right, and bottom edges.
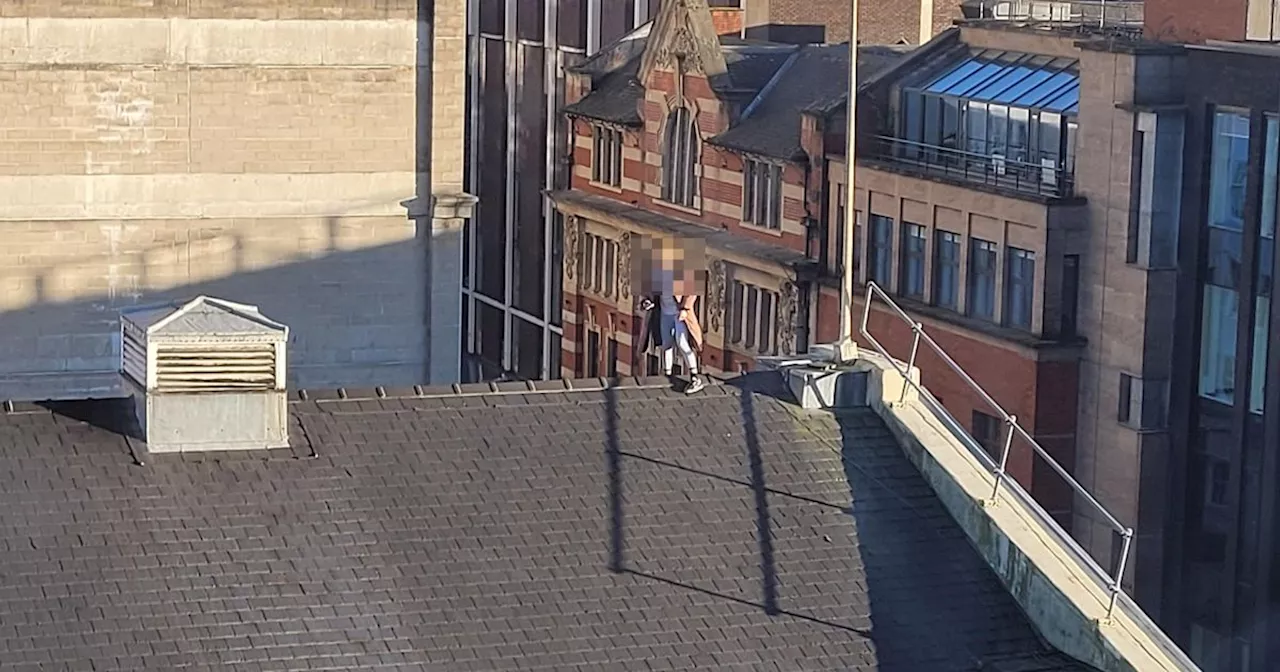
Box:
0, 1, 457, 399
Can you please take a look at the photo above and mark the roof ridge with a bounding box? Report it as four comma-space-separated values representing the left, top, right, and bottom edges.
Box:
288, 374, 743, 404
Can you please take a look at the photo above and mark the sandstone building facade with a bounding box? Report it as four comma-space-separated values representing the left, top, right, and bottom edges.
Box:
0, 0, 473, 399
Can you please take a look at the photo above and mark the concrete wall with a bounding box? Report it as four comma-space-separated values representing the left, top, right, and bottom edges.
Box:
0, 1, 458, 399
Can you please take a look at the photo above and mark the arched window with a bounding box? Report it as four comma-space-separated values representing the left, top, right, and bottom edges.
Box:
661, 107, 698, 207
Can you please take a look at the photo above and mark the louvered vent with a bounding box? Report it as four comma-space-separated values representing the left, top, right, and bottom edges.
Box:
118, 296, 290, 453
153, 343, 278, 392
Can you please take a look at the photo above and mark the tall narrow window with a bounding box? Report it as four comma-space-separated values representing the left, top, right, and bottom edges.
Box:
1005, 247, 1035, 330
1200, 110, 1250, 406
830, 183, 847, 275
729, 279, 779, 356
591, 125, 623, 187
934, 230, 960, 310
1126, 125, 1148, 264
900, 224, 926, 299
968, 239, 997, 321
1118, 373, 1135, 424
661, 107, 698, 207
1061, 255, 1080, 337
586, 331, 601, 378
607, 337, 619, 377
867, 215, 894, 286
743, 158, 783, 229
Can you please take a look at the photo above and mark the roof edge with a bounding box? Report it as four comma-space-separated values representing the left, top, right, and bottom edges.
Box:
830, 354, 1198, 672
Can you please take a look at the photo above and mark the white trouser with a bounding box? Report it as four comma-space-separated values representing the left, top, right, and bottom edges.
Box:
659, 312, 698, 375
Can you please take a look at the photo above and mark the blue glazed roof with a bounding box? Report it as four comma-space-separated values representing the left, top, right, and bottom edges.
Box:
918, 50, 1080, 114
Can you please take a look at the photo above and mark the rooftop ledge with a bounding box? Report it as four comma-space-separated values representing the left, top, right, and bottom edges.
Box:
771, 350, 1197, 672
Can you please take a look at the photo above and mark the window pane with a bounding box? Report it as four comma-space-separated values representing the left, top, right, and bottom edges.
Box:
477, 301, 506, 375
558, 0, 585, 49
759, 292, 773, 354
551, 212, 564, 326
745, 288, 758, 348
1199, 284, 1238, 405
513, 317, 544, 380
868, 215, 894, 285
517, 0, 545, 41
731, 281, 744, 343
480, 0, 505, 35
478, 39, 509, 301
1005, 247, 1035, 329
968, 239, 997, 320
934, 231, 960, 309
900, 224, 926, 299
1208, 110, 1251, 232
514, 45, 547, 317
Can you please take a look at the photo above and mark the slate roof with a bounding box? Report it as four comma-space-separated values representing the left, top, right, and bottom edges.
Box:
564, 33, 795, 126
0, 374, 1094, 671
709, 44, 911, 160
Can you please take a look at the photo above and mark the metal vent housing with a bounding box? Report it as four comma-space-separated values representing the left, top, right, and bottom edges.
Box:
120, 296, 290, 453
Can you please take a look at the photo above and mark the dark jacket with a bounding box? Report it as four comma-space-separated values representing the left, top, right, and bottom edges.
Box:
633, 293, 663, 369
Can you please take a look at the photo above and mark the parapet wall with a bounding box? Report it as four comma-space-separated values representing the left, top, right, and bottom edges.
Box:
799, 353, 1198, 672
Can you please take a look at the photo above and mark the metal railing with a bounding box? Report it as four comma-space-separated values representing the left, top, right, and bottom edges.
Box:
858, 281, 1133, 617
868, 135, 1075, 199
962, 0, 1144, 33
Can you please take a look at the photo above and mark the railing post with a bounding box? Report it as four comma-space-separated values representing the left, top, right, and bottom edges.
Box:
1107, 527, 1134, 618
989, 414, 1017, 503
899, 322, 923, 404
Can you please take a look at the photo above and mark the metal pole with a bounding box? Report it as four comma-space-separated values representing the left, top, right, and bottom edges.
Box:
1107, 527, 1134, 617
899, 322, 922, 404
989, 414, 1017, 502
834, 0, 860, 364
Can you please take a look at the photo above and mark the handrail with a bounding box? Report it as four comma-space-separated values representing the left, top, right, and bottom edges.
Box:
858, 281, 1133, 617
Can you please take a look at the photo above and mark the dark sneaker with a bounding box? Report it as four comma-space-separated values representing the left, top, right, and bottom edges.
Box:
684, 375, 706, 395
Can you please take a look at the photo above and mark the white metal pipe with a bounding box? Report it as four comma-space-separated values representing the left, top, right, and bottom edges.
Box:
834, 0, 860, 363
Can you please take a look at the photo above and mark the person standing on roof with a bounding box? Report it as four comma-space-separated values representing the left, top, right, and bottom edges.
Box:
648, 241, 704, 395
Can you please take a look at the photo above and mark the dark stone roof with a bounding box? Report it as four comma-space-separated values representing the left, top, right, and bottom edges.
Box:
546, 189, 811, 269
709, 44, 911, 160
0, 376, 1093, 670
564, 34, 795, 126
563, 57, 646, 126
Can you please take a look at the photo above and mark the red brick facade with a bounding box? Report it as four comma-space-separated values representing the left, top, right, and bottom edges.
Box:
553, 4, 1081, 514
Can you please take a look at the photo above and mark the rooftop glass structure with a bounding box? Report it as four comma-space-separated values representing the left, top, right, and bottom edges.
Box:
884, 48, 1081, 198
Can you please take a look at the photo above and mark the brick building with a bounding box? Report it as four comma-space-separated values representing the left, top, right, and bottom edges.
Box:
551, 0, 1198, 593
549, 2, 907, 380
464, 0, 963, 382
0, 0, 474, 398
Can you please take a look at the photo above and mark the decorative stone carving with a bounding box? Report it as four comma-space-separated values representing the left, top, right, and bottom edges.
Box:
618, 232, 632, 302
563, 216, 581, 284
776, 280, 799, 355
707, 259, 726, 333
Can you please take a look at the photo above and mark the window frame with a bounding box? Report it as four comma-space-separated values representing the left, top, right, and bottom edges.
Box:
867, 215, 894, 287
899, 223, 926, 300
591, 124, 623, 187
661, 107, 699, 207
967, 238, 998, 321
1004, 246, 1035, 330
743, 157, 783, 230
729, 278, 780, 356
933, 230, 961, 310
578, 232, 620, 299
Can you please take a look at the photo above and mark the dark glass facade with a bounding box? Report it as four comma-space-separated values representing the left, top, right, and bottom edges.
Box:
1164, 44, 1280, 672
462, 0, 661, 381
